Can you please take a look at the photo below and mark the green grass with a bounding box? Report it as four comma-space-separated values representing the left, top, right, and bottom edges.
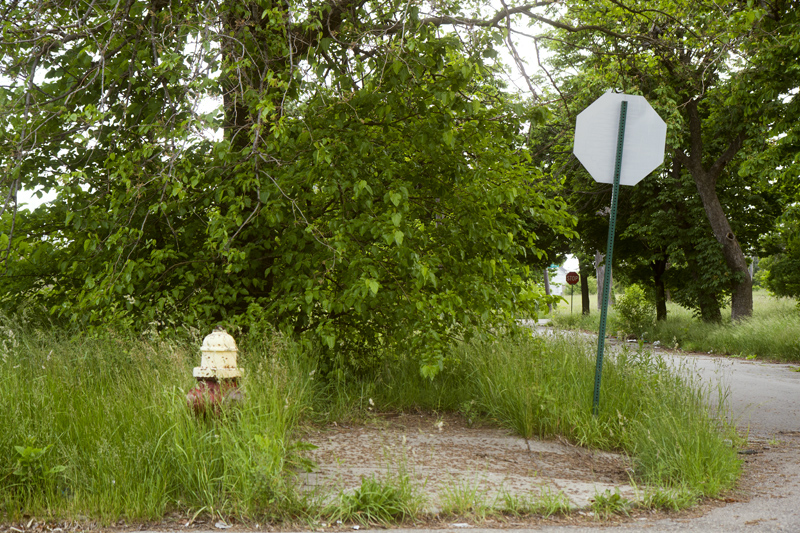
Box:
550, 290, 800, 362
0, 321, 316, 523
635, 484, 698, 511
650, 293, 800, 361
530, 486, 573, 517
590, 488, 632, 519
323, 445, 424, 527
1, 313, 743, 523
499, 487, 572, 517
439, 477, 492, 519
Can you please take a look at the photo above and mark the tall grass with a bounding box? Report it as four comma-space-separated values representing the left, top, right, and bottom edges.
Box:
0, 321, 314, 522
550, 291, 800, 362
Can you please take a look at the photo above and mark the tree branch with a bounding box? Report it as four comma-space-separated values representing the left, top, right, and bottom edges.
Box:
377, 1, 559, 34
708, 132, 746, 179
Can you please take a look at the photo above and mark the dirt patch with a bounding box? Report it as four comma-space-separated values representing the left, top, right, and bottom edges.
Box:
298, 412, 635, 511
733, 432, 800, 500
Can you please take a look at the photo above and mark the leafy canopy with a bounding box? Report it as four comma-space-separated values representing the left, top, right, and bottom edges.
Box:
0, 1, 575, 375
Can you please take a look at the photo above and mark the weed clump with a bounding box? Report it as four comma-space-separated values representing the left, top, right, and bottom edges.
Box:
590, 488, 632, 519
327, 472, 423, 526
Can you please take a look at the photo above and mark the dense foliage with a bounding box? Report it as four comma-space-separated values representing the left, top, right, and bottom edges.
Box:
0, 1, 576, 375
613, 284, 656, 340
761, 206, 800, 303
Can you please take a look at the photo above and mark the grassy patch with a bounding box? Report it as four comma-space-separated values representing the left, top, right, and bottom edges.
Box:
551, 291, 800, 362
590, 488, 632, 519
326, 473, 423, 526
649, 294, 800, 361
532, 487, 573, 517
439, 477, 492, 519
499, 486, 571, 518
548, 306, 602, 332
635, 485, 698, 511
368, 334, 741, 499
324, 448, 424, 527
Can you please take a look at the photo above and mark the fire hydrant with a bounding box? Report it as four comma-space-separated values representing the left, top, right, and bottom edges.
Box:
186, 327, 244, 415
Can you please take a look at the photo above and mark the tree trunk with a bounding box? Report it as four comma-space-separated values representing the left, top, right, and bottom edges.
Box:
579, 255, 591, 315
693, 172, 753, 319
698, 293, 723, 323
651, 258, 668, 321
609, 268, 614, 305
543, 268, 553, 313
675, 100, 752, 320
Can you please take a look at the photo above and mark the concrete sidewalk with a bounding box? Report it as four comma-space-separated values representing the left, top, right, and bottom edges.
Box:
297, 412, 637, 513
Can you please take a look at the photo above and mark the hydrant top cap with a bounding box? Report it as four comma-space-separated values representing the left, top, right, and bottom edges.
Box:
200, 328, 238, 353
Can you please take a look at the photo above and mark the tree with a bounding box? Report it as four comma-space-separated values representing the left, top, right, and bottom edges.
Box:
530, 0, 795, 320
0, 1, 575, 376
739, 3, 800, 304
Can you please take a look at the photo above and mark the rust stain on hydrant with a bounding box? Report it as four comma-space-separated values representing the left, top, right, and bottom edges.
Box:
187, 327, 244, 415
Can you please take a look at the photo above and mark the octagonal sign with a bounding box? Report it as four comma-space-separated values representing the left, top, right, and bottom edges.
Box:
574, 92, 667, 186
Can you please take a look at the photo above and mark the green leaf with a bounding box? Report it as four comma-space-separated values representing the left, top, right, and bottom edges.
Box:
0, 1, 578, 379
420, 364, 440, 380
367, 279, 380, 295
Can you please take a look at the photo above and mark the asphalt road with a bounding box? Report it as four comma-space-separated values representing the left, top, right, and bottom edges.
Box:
665, 350, 800, 437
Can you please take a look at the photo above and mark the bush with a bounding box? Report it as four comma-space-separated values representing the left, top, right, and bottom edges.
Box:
613, 284, 655, 340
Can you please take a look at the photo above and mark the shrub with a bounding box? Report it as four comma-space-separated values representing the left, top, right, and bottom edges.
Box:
614, 284, 655, 340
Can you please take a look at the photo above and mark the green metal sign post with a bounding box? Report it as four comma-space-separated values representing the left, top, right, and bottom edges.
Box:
573, 92, 666, 416
592, 101, 627, 416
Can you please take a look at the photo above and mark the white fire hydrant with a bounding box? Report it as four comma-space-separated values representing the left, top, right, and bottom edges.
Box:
186, 327, 244, 414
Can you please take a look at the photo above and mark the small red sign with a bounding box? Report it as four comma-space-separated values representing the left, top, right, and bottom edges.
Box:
565, 271, 579, 285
